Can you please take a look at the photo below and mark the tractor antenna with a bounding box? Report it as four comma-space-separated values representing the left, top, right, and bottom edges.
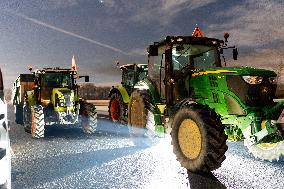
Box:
222, 55, 227, 67
224, 32, 230, 45
115, 60, 120, 68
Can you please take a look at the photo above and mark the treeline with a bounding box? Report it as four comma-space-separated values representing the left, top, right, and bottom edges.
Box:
78, 83, 111, 100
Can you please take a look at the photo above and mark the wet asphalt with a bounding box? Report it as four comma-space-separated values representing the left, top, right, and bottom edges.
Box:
8, 105, 284, 189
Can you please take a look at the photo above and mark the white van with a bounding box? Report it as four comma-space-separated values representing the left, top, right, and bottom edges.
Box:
0, 68, 11, 189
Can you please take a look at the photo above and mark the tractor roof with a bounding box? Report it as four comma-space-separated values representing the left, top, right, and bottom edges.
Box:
119, 64, 148, 70
152, 36, 224, 47
35, 67, 76, 74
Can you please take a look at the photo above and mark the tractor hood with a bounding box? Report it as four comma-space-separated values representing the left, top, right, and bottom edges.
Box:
192, 67, 276, 77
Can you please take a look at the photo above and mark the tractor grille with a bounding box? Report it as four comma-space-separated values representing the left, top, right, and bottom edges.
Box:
60, 90, 71, 106
226, 75, 276, 107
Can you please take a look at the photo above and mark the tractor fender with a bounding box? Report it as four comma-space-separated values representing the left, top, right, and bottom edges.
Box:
109, 85, 129, 104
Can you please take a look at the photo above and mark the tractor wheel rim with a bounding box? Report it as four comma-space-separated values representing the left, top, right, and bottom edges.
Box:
257, 142, 278, 150
178, 119, 202, 160
110, 99, 120, 121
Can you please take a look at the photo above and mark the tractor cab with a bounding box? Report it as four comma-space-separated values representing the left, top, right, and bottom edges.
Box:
147, 34, 224, 105
32, 68, 78, 107
120, 64, 148, 94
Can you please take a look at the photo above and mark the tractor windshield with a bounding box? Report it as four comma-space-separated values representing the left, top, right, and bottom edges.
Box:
172, 44, 219, 71
122, 69, 136, 88
42, 73, 72, 88
138, 68, 148, 81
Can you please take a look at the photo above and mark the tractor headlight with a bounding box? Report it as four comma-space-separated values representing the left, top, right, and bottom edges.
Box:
242, 76, 263, 84
59, 99, 65, 107
268, 76, 277, 84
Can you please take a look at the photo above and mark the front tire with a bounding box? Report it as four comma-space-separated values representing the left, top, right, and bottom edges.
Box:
128, 90, 160, 147
244, 139, 284, 161
171, 104, 228, 172
108, 93, 127, 124
31, 105, 45, 138
80, 102, 97, 134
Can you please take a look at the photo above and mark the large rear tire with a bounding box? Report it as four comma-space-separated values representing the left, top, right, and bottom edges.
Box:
15, 104, 24, 124
108, 93, 127, 124
171, 104, 228, 172
128, 90, 160, 147
244, 139, 284, 161
31, 105, 45, 139
80, 102, 97, 134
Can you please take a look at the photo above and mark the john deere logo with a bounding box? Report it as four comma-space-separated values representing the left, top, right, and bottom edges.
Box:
262, 87, 268, 93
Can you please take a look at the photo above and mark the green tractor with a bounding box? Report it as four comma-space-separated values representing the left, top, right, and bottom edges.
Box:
12, 67, 97, 138
108, 63, 148, 123
128, 28, 284, 172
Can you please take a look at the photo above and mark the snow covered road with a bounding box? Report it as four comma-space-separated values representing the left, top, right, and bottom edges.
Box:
8, 105, 284, 189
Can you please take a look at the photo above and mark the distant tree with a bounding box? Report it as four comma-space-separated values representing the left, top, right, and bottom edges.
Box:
79, 83, 111, 100
275, 60, 284, 98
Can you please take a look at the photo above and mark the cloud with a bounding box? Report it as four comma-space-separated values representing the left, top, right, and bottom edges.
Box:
132, 0, 217, 25
127, 48, 147, 56
102, 0, 217, 26
32, 0, 79, 10
0, 0, 80, 11
207, 0, 284, 47
161, 0, 216, 12
231, 48, 284, 67
5, 9, 129, 55
45, 0, 78, 9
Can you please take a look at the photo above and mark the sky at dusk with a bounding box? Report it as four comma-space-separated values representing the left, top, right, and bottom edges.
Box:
0, 0, 283, 88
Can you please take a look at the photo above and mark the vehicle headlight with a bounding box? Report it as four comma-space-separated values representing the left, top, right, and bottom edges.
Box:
59, 99, 65, 107
242, 76, 263, 84
268, 76, 277, 84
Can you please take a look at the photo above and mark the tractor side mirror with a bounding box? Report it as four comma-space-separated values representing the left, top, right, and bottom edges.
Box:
79, 75, 89, 82
148, 45, 158, 56
233, 48, 238, 60
85, 76, 89, 82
